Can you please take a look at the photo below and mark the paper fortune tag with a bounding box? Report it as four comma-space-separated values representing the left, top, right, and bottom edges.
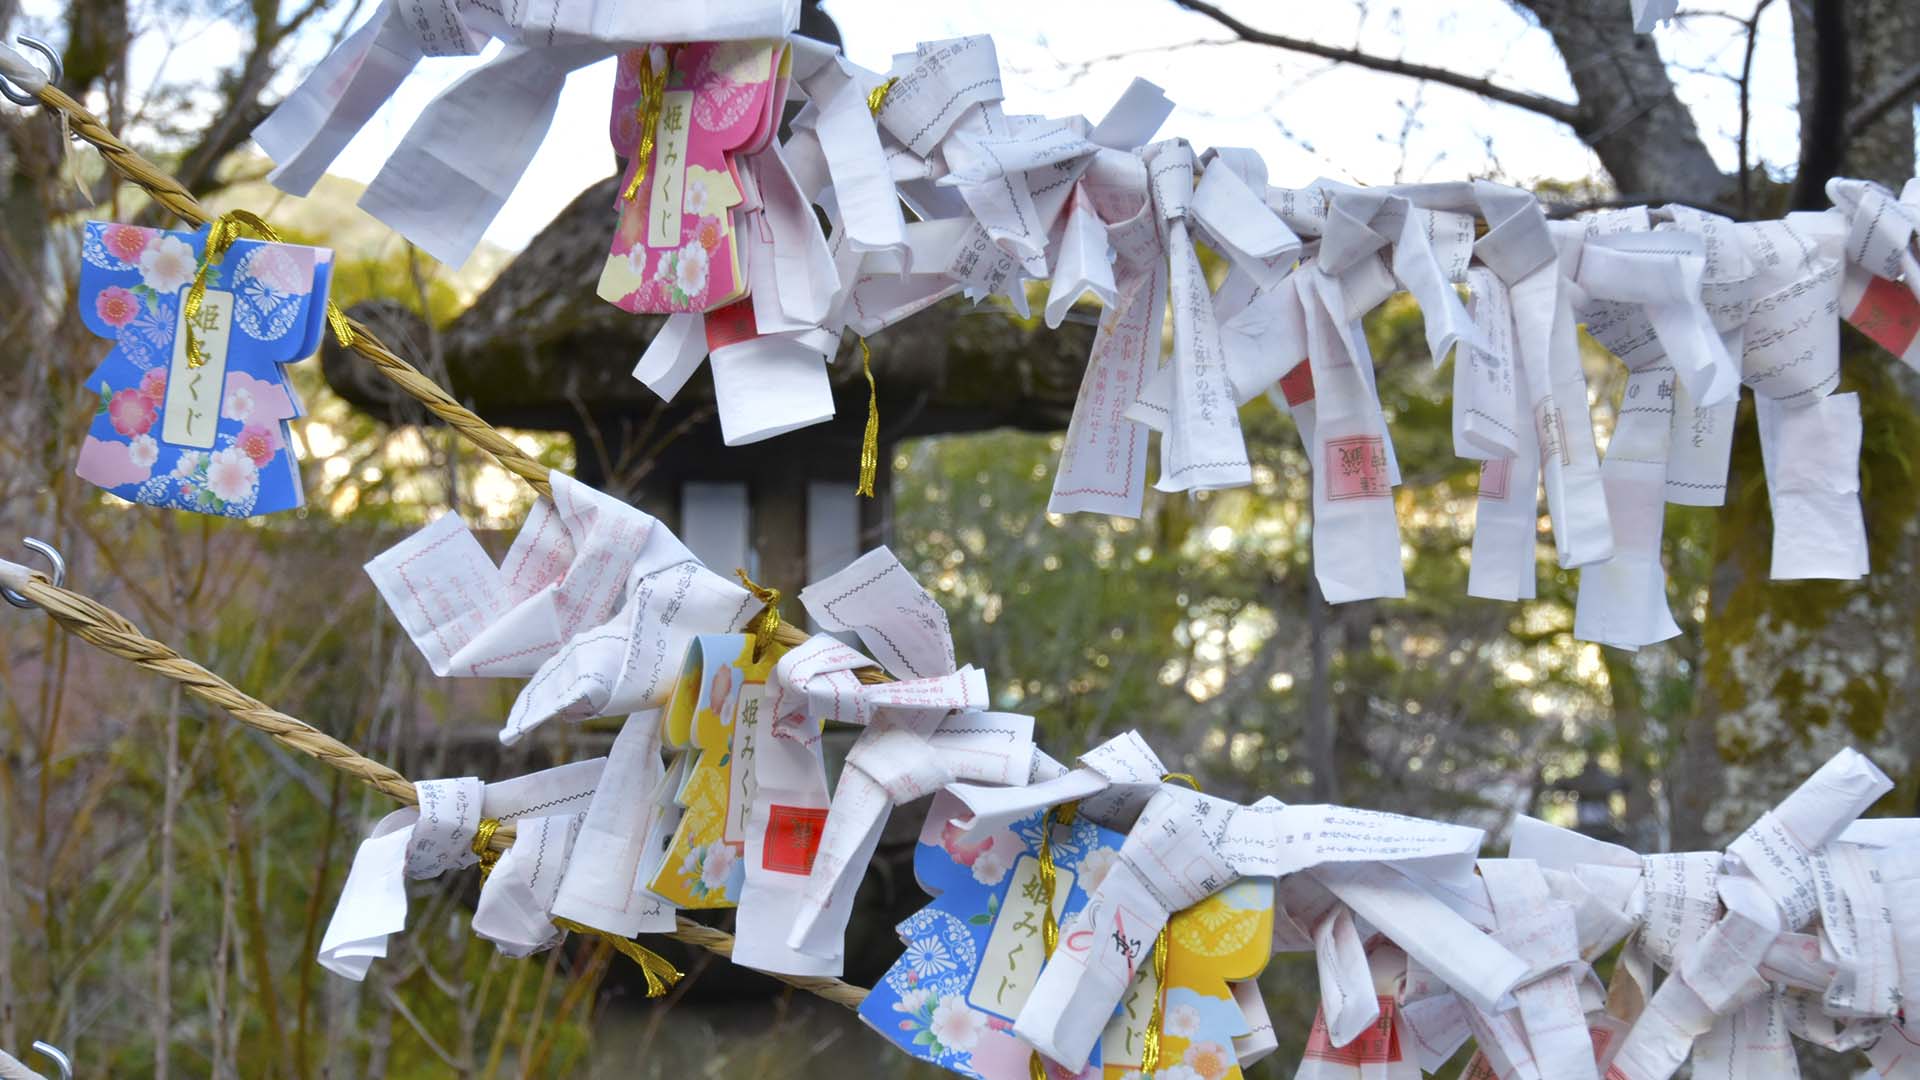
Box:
600, 41, 790, 315
1097, 878, 1275, 1080
648, 633, 786, 908
862, 796, 1273, 1080
860, 796, 1122, 1078
75, 221, 334, 517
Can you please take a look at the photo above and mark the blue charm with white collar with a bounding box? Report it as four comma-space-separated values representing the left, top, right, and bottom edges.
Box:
75, 221, 334, 517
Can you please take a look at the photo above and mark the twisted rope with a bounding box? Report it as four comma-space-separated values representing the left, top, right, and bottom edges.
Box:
0, 561, 871, 1008
25, 76, 891, 1005
38, 85, 555, 500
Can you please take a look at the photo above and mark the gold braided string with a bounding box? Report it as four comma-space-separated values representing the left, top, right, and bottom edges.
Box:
1137, 772, 1199, 1077
20, 70, 910, 1014
866, 76, 899, 116
856, 337, 880, 498
473, 818, 681, 996
621, 47, 674, 202
1029, 799, 1081, 1080
471, 818, 503, 875
184, 210, 279, 367
554, 917, 683, 998
1138, 925, 1173, 1076
734, 569, 783, 662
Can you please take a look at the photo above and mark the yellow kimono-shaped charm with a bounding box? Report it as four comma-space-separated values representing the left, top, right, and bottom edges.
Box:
1101, 877, 1275, 1080
649, 633, 786, 908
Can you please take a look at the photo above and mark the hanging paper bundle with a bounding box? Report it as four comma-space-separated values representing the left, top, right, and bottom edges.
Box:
74, 221, 335, 517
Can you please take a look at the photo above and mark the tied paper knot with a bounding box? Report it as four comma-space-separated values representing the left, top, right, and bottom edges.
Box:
251, 0, 800, 266
318, 761, 604, 980
1508, 747, 1901, 1080
1116, 139, 1254, 498
1018, 780, 1523, 1073
365, 472, 757, 745
771, 547, 1033, 967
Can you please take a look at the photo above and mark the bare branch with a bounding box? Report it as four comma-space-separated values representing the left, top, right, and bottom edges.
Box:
1167, 0, 1583, 126
1847, 60, 1920, 136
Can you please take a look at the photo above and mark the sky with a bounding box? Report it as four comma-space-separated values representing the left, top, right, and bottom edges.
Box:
27, 0, 1811, 256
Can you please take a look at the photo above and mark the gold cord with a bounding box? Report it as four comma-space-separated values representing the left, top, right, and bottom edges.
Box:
1137, 924, 1172, 1075
866, 76, 899, 116
553, 917, 683, 998
621, 48, 674, 202
856, 337, 880, 498
184, 210, 279, 367
734, 568, 783, 662
1137, 771, 1199, 1076
471, 818, 502, 877
1029, 799, 1081, 1080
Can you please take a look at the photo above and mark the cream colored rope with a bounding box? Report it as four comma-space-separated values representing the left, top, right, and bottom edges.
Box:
0, 561, 869, 1009
22, 81, 887, 1007
38, 83, 890, 690
38, 85, 554, 500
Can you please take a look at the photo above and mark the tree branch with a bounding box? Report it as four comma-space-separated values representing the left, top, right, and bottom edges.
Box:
1847, 60, 1920, 136
1791, 0, 1850, 209
1167, 0, 1583, 126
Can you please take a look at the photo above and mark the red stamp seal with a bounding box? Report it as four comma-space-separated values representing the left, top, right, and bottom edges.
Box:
1851, 275, 1920, 357
1479, 457, 1511, 500
761, 805, 828, 874
1325, 435, 1389, 501
1280, 359, 1316, 407
704, 297, 759, 351
1303, 997, 1401, 1064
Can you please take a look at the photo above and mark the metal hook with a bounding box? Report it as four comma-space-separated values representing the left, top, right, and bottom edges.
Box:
2, 538, 65, 609
0, 37, 60, 107
30, 1041, 71, 1080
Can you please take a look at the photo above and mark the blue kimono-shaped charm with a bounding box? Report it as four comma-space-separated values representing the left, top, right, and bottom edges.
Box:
75, 221, 335, 517
860, 792, 1125, 1078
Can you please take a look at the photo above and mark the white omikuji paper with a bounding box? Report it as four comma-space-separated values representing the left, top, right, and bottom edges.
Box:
364, 470, 755, 744
549, 710, 677, 938
775, 547, 1034, 970
319, 760, 603, 979
252, 0, 800, 264
266, 6, 1920, 631
1014, 784, 1520, 1072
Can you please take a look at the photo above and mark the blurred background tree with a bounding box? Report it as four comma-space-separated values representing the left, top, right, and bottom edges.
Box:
0, 0, 1915, 1076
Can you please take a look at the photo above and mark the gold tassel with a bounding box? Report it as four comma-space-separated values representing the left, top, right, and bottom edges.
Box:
735, 568, 783, 663
553, 917, 684, 998
866, 76, 899, 116
184, 209, 282, 368
474, 819, 683, 997
856, 337, 880, 498
1029, 800, 1081, 1080
621, 48, 674, 202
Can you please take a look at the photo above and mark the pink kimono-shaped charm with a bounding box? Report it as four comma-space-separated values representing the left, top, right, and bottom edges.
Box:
598, 40, 790, 314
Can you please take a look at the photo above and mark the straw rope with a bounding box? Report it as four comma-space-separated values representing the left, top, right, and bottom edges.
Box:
0, 562, 871, 1009
39, 85, 555, 500
38, 82, 891, 689
23, 76, 889, 1007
